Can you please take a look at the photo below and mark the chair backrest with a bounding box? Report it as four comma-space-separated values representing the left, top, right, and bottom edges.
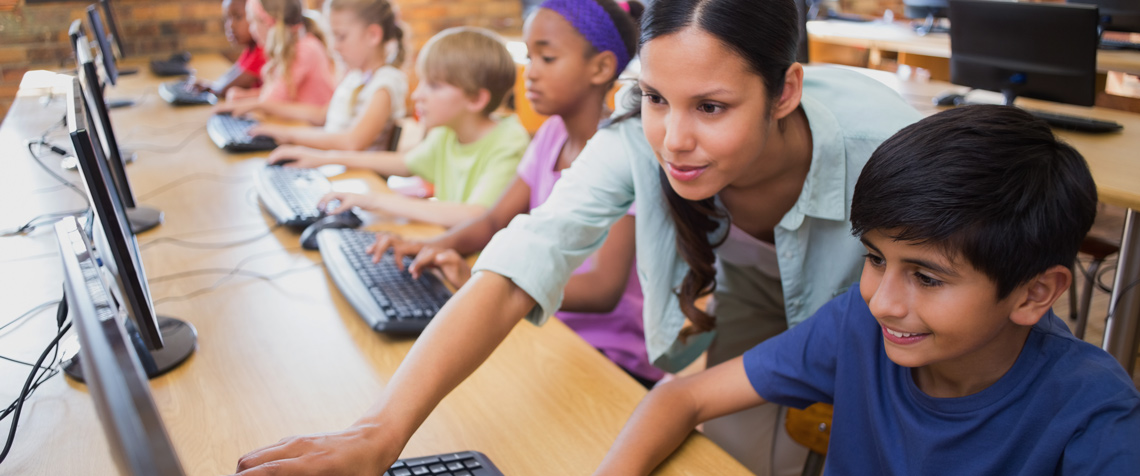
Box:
785, 402, 833, 455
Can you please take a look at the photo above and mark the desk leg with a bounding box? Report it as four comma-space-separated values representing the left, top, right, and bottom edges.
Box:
1104, 208, 1140, 373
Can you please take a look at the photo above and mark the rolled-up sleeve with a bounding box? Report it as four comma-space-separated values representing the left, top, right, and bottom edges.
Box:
472, 124, 637, 325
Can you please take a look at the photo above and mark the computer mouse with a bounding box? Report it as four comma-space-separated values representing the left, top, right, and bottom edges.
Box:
933, 92, 966, 107
269, 158, 297, 166
299, 211, 363, 250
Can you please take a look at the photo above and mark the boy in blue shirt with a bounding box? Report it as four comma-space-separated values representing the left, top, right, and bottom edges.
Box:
594, 105, 1140, 476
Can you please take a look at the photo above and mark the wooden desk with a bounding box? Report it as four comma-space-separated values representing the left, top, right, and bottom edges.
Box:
0, 56, 750, 475
839, 65, 1140, 373
807, 19, 1140, 77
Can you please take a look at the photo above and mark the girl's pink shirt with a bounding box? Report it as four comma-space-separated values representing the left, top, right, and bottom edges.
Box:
260, 34, 335, 106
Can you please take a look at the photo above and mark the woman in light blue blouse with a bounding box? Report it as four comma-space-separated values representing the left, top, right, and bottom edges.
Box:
233, 1, 921, 475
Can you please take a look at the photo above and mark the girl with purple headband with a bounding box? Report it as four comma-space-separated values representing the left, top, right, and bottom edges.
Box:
360, 0, 660, 387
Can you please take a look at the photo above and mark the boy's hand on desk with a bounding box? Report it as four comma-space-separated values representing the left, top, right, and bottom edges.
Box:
268, 145, 328, 168
233, 424, 398, 476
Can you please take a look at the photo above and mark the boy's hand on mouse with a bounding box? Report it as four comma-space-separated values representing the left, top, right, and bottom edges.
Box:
268, 145, 326, 168
189, 78, 214, 94
318, 192, 376, 215
367, 232, 424, 269
233, 423, 399, 476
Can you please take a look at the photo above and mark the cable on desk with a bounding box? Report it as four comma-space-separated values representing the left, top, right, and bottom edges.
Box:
0, 300, 61, 336
0, 297, 69, 466
136, 172, 250, 201
147, 246, 302, 283
1, 141, 93, 237
121, 120, 208, 138
153, 262, 325, 306
138, 223, 284, 250
122, 124, 207, 154
24, 140, 88, 205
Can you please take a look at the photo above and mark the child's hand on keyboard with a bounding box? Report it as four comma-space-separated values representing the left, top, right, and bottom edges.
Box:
421, 248, 471, 287
214, 97, 260, 117
318, 191, 378, 215
234, 423, 400, 476
268, 145, 328, 168
367, 232, 425, 268
250, 123, 292, 143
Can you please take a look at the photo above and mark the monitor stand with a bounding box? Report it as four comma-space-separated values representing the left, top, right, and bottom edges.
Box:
118, 67, 138, 76
64, 316, 197, 382
127, 206, 163, 233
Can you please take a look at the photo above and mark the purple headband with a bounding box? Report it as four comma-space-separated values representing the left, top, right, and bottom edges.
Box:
540, 0, 631, 75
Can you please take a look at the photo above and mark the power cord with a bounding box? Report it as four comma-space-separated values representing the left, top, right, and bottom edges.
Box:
138, 223, 283, 250
122, 124, 207, 154
0, 141, 91, 237
154, 261, 324, 306
0, 294, 70, 466
136, 172, 250, 202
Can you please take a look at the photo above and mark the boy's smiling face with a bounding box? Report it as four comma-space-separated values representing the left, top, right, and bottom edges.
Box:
858, 229, 1043, 395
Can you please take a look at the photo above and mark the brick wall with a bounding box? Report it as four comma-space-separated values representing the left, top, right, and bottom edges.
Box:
0, 0, 522, 121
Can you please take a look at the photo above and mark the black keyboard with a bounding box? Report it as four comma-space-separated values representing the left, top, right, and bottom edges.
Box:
1099, 38, 1140, 51
158, 80, 216, 106
150, 59, 191, 77
1027, 109, 1124, 133
385, 451, 503, 476
254, 165, 356, 228
207, 114, 277, 152
318, 228, 453, 335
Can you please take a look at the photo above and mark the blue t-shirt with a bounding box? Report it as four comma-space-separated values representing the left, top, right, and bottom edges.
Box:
744, 285, 1140, 475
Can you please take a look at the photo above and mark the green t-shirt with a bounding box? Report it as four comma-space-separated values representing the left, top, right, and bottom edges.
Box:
403, 115, 530, 208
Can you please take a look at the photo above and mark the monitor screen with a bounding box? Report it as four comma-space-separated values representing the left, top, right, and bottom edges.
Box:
1069, 0, 1140, 33
76, 55, 138, 210
905, 0, 950, 19
86, 4, 119, 87
99, 0, 128, 59
67, 75, 163, 350
949, 0, 1099, 107
53, 217, 187, 476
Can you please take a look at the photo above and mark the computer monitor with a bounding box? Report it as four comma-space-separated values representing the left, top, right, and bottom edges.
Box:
99, 0, 129, 59
1070, 0, 1140, 34
74, 35, 163, 233
69, 19, 85, 60
905, 0, 949, 35
64, 76, 196, 382
53, 217, 188, 476
949, 0, 1099, 107
86, 5, 120, 87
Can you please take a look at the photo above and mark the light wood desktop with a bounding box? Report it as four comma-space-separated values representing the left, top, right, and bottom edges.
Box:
0, 56, 751, 475
839, 65, 1140, 373
806, 19, 1140, 77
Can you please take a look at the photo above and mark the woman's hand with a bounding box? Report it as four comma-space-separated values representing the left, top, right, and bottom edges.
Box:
267, 145, 329, 168
214, 99, 261, 117
234, 424, 400, 476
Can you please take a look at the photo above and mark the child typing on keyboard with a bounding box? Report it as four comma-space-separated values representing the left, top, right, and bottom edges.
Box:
191, 0, 265, 97
272, 27, 530, 228
245, 0, 409, 151
365, 0, 659, 386
214, 0, 335, 111
595, 106, 1140, 475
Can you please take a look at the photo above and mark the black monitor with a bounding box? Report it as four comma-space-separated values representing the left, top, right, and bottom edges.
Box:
99, 0, 129, 59
74, 34, 163, 233
53, 217, 188, 476
86, 5, 120, 87
949, 0, 1100, 107
906, 0, 949, 35
64, 75, 196, 381
1070, 0, 1140, 33
69, 19, 85, 60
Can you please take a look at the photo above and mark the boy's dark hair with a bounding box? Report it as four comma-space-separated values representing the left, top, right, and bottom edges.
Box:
851, 105, 1098, 299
